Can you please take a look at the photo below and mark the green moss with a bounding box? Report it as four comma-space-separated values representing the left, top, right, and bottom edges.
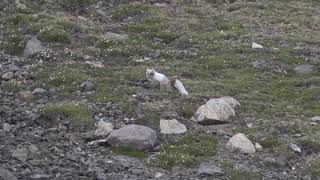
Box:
112, 146, 146, 158
230, 170, 261, 180
39, 25, 71, 43
112, 4, 152, 20
217, 20, 243, 32
0, 81, 22, 92
124, 23, 164, 33
40, 102, 93, 127
259, 137, 281, 149
144, 31, 177, 43
10, 13, 35, 25
96, 38, 121, 49
305, 158, 320, 180
47, 69, 86, 95
60, 0, 91, 8
0, 29, 26, 55
148, 134, 217, 169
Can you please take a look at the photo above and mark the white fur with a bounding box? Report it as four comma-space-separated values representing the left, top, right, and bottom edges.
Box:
146, 69, 170, 86
146, 68, 190, 97
173, 79, 189, 96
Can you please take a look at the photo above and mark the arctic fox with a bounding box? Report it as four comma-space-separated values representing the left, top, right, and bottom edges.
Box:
146, 69, 190, 97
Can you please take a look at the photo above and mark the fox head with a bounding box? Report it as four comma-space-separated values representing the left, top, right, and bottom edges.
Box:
146, 68, 155, 79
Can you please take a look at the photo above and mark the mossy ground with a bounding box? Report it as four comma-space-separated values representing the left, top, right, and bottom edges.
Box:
1, 0, 319, 178
40, 102, 93, 127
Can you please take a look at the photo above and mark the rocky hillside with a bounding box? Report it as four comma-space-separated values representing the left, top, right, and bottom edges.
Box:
0, 0, 320, 179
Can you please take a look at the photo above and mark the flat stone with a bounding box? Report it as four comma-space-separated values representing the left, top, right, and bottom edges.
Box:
105, 32, 129, 42
32, 88, 47, 96
160, 119, 187, 134
198, 163, 224, 176
12, 147, 28, 162
294, 64, 314, 74
252, 42, 263, 49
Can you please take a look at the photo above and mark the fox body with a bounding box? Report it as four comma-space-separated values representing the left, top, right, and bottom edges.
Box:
146, 69, 189, 97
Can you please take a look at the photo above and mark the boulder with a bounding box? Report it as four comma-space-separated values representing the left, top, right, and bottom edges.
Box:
194, 96, 239, 125
226, 133, 255, 154
106, 124, 157, 150
160, 119, 187, 134
1, 72, 14, 80
23, 36, 44, 58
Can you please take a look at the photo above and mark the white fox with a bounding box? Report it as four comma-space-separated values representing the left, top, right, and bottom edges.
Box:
146, 69, 190, 97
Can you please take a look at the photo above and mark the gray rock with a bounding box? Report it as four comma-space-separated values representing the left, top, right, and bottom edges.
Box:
255, 143, 263, 151
294, 64, 314, 74
111, 155, 144, 170
226, 133, 256, 154
81, 80, 95, 91
32, 88, 47, 96
194, 96, 240, 125
252, 42, 263, 49
7, 64, 20, 71
198, 163, 223, 176
30, 174, 51, 179
310, 116, 320, 124
2, 72, 14, 80
0, 166, 18, 180
105, 32, 129, 42
160, 119, 187, 134
18, 91, 33, 100
154, 3, 168, 7
85, 61, 104, 68
23, 36, 44, 58
290, 144, 301, 153
2, 123, 12, 132
106, 124, 157, 150
94, 120, 113, 137
12, 147, 28, 162
28, 144, 39, 154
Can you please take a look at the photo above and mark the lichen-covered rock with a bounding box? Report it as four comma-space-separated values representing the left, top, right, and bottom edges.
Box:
160, 119, 187, 134
94, 120, 113, 137
23, 36, 44, 58
226, 133, 255, 154
194, 96, 240, 125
